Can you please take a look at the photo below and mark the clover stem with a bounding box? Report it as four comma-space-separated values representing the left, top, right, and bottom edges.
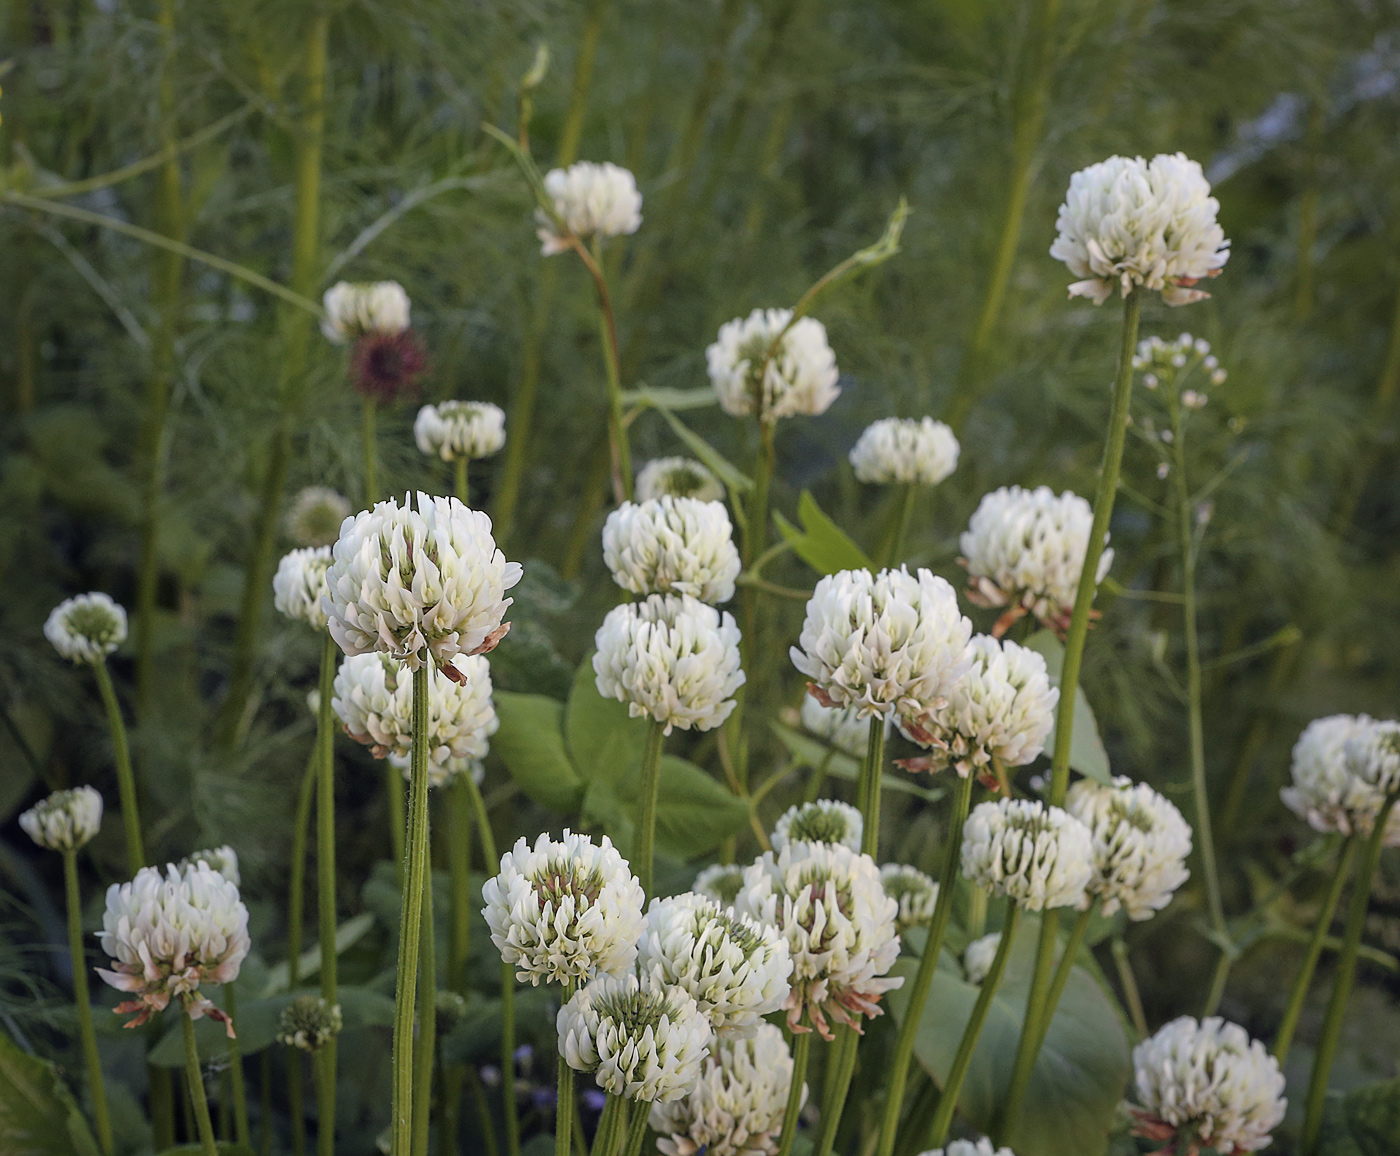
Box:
635, 719, 667, 896
63, 849, 113, 1155
92, 660, 144, 873
859, 715, 887, 857
773, 1020, 812, 1156
315, 633, 339, 1156
180, 1007, 219, 1156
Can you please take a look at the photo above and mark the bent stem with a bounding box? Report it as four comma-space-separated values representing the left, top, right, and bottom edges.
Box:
813, 1023, 861, 1156
63, 850, 113, 1156
773, 1020, 813, 1156
92, 660, 144, 873
635, 719, 667, 896
926, 904, 1023, 1149
859, 716, 887, 857
874, 772, 975, 1156
1300, 794, 1398, 1155
180, 1007, 219, 1156
315, 635, 339, 1156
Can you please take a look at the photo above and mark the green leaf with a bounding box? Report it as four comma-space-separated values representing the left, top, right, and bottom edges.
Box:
769, 721, 942, 801
0, 1030, 101, 1156
653, 756, 750, 857
565, 658, 648, 790
1318, 1077, 1400, 1156
774, 491, 873, 576
1022, 631, 1112, 784
439, 989, 559, 1067
887, 915, 1130, 1156
259, 913, 376, 996
621, 385, 719, 411
155, 1146, 256, 1155
492, 691, 584, 811
652, 405, 753, 493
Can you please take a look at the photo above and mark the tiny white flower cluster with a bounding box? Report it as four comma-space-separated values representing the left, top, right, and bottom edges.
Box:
962, 933, 1001, 985
277, 995, 342, 1052
799, 692, 868, 758
273, 546, 333, 630
1050, 152, 1228, 307
1281, 714, 1400, 846
179, 845, 241, 887
636, 457, 725, 504
961, 798, 1094, 911
285, 486, 352, 548
1134, 332, 1228, 388
20, 786, 103, 853
915, 1138, 1016, 1156
321, 280, 411, 343
45, 592, 128, 664
602, 497, 741, 605
771, 799, 864, 855
413, 400, 506, 463
594, 593, 745, 734
880, 863, 939, 935
1129, 1016, 1285, 1155
849, 417, 960, 487
537, 161, 642, 255
707, 308, 840, 422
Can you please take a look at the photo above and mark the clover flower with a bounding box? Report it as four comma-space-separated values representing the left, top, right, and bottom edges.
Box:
277, 996, 342, 1052
694, 864, 747, 907
321, 280, 411, 343
350, 329, 429, 403
414, 400, 506, 463
482, 830, 646, 986
799, 692, 868, 758
593, 593, 745, 735
179, 845, 241, 887
650, 1022, 803, 1156
638, 892, 792, 1035
961, 799, 1094, 911
536, 161, 642, 255
1050, 153, 1229, 307
286, 486, 352, 548
707, 308, 840, 422
962, 934, 1001, 985
1129, 1016, 1285, 1155
1280, 714, 1400, 846
558, 971, 712, 1103
96, 862, 251, 1033
880, 864, 939, 936
849, 417, 960, 487
45, 593, 127, 664
915, 1138, 1016, 1156
20, 787, 103, 853
791, 567, 972, 721
1065, 776, 1192, 920
324, 491, 521, 679
602, 497, 741, 604
770, 800, 864, 855
959, 486, 1112, 637
636, 457, 725, 504
735, 841, 902, 1041
273, 546, 332, 630
1345, 718, 1400, 796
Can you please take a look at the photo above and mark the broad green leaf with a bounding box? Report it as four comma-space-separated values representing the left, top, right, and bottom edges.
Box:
653, 756, 750, 857
492, 691, 584, 811
259, 912, 375, 995
653, 406, 753, 493
0, 1030, 102, 1156
1022, 631, 1111, 784
887, 915, 1130, 1156
1318, 1077, 1400, 1156
580, 779, 635, 856
566, 658, 648, 790
774, 491, 872, 576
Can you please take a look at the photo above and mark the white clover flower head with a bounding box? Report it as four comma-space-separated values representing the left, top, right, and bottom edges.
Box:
324, 492, 521, 679
635, 457, 725, 504
707, 308, 840, 422
639, 892, 792, 1036
799, 692, 868, 758
593, 593, 745, 735
879, 864, 939, 936
960, 486, 1113, 637
285, 486, 352, 548
694, 863, 748, 907
734, 841, 903, 1041
849, 417, 960, 487
962, 933, 1001, 985
900, 635, 1057, 779
332, 653, 497, 788
1050, 153, 1229, 307
482, 830, 646, 986
96, 862, 251, 1034
1280, 714, 1400, 846
1065, 776, 1192, 920
1345, 718, 1400, 797
44, 593, 128, 664
19, 787, 103, 853
1129, 1016, 1285, 1155
602, 497, 741, 604
791, 567, 973, 721
650, 1022, 803, 1156
277, 995, 342, 1052
915, 1138, 1016, 1156
273, 546, 333, 630
179, 845, 241, 887
413, 400, 507, 463
321, 280, 411, 343
771, 800, 864, 855
558, 971, 712, 1103
536, 161, 642, 255
961, 798, 1094, 911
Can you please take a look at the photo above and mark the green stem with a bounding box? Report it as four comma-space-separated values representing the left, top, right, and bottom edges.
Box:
1300, 795, 1399, 1155
363, 397, 379, 506
859, 716, 887, 857
314, 1051, 336, 1156
180, 1009, 219, 1156
387, 762, 407, 876
454, 457, 469, 505
997, 909, 1059, 1144
150, 1066, 176, 1152
1274, 837, 1358, 1063
412, 867, 437, 1156
225, 984, 250, 1146
555, 0, 609, 168
315, 635, 338, 1155
739, 421, 777, 723
926, 905, 1023, 1149
773, 1023, 812, 1156
288, 747, 317, 988
91, 660, 144, 874
636, 720, 667, 898
1111, 937, 1148, 1037
874, 772, 974, 1156
882, 483, 916, 568
813, 1024, 861, 1156
556, 982, 577, 1156
446, 779, 474, 994
289, 1052, 306, 1156
63, 851, 113, 1155
468, 1068, 502, 1156
493, 264, 556, 547
619, 1096, 649, 1156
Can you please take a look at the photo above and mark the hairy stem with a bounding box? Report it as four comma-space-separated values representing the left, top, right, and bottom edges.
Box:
859, 715, 887, 857
412, 870, 437, 1156
773, 1022, 812, 1156
92, 660, 144, 873
315, 635, 338, 1155
63, 851, 113, 1155
180, 1009, 219, 1156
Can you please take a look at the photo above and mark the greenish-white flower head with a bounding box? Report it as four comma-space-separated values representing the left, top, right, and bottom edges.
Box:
321, 280, 410, 343
44, 592, 127, 664
537, 161, 642, 255
20, 787, 103, 853
273, 546, 332, 630
800, 692, 868, 758
961, 798, 1094, 911
771, 800, 863, 855
1280, 714, 1400, 846
285, 485, 352, 548
1050, 153, 1228, 307
482, 830, 646, 986
916, 1138, 1016, 1156
707, 308, 839, 422
558, 971, 712, 1103
649, 1022, 804, 1156
962, 933, 1001, 985
179, 845, 241, 887
849, 417, 960, 487
602, 497, 741, 605
277, 995, 342, 1052
414, 400, 506, 463
693, 863, 746, 907
1129, 1016, 1285, 1155
1346, 718, 1400, 797
636, 457, 724, 504
880, 863, 939, 936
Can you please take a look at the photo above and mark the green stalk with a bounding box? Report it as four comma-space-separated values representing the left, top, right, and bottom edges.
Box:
874, 772, 974, 1156
859, 716, 887, 857
619, 1097, 650, 1156
591, 1095, 623, 1156
180, 1008, 219, 1156
996, 910, 1058, 1144
925, 905, 1023, 1149
287, 745, 317, 1156
739, 421, 777, 714
555, 0, 609, 169
1300, 794, 1399, 1155
556, 981, 577, 1156
1274, 837, 1358, 1063
454, 458, 469, 505
362, 398, 379, 506
468, 1069, 502, 1156
636, 720, 667, 898
882, 483, 916, 568
225, 984, 250, 1146
773, 1022, 812, 1156
387, 763, 408, 874
412, 871, 437, 1156
1110, 937, 1148, 1037
446, 779, 473, 993
315, 635, 339, 1156
391, 665, 433, 1156
813, 1024, 861, 1156
91, 660, 144, 874
63, 850, 113, 1156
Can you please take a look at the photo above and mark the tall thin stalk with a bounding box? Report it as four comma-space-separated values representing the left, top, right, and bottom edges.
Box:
180, 1008, 219, 1156
442, 778, 474, 1156
635, 720, 667, 896
813, 1024, 861, 1156
881, 483, 916, 568
315, 635, 339, 1155
91, 660, 144, 873
556, 980, 577, 1156
62, 849, 113, 1155
858, 716, 886, 857
772, 1020, 812, 1156
224, 983, 250, 1146
412, 875, 437, 1156
286, 745, 317, 1156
